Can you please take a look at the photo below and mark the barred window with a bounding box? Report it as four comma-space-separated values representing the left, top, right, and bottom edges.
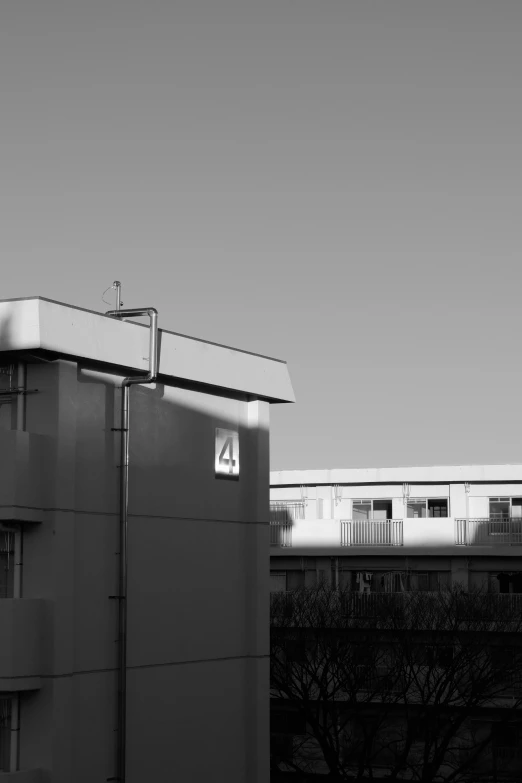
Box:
0, 532, 14, 600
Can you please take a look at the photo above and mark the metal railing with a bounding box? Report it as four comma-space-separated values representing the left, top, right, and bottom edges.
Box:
341, 591, 418, 617
455, 518, 522, 546
340, 519, 403, 547
270, 502, 305, 523
494, 745, 522, 762
341, 591, 522, 620
270, 522, 292, 547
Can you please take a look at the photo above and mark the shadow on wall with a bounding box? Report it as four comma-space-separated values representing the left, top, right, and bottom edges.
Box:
69, 359, 269, 781
0, 311, 13, 353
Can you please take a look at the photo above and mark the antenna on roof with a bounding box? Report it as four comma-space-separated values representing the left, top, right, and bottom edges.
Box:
102, 281, 123, 311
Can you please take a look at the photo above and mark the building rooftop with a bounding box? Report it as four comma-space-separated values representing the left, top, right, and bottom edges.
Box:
0, 296, 295, 403
271, 464, 522, 485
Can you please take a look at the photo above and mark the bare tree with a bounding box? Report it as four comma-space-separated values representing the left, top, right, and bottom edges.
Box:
270, 583, 522, 782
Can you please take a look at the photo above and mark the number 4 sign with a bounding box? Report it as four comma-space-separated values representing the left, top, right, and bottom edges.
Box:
215, 428, 240, 479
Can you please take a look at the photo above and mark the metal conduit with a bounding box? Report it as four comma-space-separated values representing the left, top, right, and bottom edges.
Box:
106, 307, 159, 783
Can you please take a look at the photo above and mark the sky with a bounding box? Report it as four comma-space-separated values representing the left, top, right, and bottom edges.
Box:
1, 1, 522, 471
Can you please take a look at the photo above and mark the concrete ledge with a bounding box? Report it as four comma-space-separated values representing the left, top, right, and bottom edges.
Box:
0, 770, 46, 782
0, 678, 42, 692
0, 298, 295, 403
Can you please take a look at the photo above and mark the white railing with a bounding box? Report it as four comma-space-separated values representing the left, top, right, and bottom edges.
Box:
340, 519, 403, 547
455, 518, 522, 546
270, 522, 292, 547
270, 502, 305, 523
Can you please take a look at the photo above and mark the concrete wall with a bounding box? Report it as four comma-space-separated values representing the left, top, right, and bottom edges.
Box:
0, 431, 51, 523
0, 600, 46, 684
3, 357, 270, 782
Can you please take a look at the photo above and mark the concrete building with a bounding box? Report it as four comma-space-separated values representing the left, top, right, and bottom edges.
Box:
270, 464, 522, 594
269, 465, 522, 778
0, 296, 294, 783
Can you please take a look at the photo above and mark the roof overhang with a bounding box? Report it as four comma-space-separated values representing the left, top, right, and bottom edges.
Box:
0, 297, 295, 403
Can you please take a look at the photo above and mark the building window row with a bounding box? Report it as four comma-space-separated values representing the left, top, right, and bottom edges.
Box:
270, 494, 522, 521
489, 497, 522, 519
271, 569, 522, 595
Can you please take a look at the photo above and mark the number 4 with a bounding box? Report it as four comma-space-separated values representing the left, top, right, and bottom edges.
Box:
219, 437, 236, 474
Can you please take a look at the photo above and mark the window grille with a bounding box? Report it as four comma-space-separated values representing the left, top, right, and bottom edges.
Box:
0, 533, 14, 600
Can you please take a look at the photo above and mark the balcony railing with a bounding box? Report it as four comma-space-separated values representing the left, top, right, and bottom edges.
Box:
340, 519, 403, 547
270, 502, 305, 523
342, 591, 522, 621
455, 518, 522, 546
270, 522, 292, 547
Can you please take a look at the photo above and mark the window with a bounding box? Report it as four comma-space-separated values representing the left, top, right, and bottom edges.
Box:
490, 647, 522, 696
355, 570, 448, 594
407, 498, 448, 518
414, 645, 453, 668
0, 699, 11, 772
492, 572, 522, 594
352, 499, 392, 520
285, 639, 307, 665
270, 572, 287, 592
271, 708, 306, 736
287, 571, 305, 591
0, 532, 14, 600
489, 497, 522, 519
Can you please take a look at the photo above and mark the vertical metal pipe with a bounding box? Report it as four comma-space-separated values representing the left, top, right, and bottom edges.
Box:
13, 529, 22, 600
105, 307, 158, 783
117, 382, 130, 783
114, 282, 122, 312
9, 694, 20, 772
15, 362, 26, 432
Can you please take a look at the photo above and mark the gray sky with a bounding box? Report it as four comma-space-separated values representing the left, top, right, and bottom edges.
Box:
1, 1, 522, 470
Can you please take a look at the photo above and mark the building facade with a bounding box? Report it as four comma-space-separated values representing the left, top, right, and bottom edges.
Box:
270, 465, 522, 596
0, 296, 294, 783
269, 466, 522, 779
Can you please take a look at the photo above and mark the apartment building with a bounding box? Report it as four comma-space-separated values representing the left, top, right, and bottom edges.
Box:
270, 465, 522, 597
269, 466, 522, 779
0, 296, 294, 783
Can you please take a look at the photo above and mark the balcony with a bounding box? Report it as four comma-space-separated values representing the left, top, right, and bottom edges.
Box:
269, 514, 522, 551
270, 522, 292, 547
455, 518, 522, 546
341, 519, 403, 547
269, 502, 305, 548
0, 600, 45, 691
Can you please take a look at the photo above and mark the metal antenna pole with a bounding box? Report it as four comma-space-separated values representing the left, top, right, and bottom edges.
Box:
114, 281, 123, 311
